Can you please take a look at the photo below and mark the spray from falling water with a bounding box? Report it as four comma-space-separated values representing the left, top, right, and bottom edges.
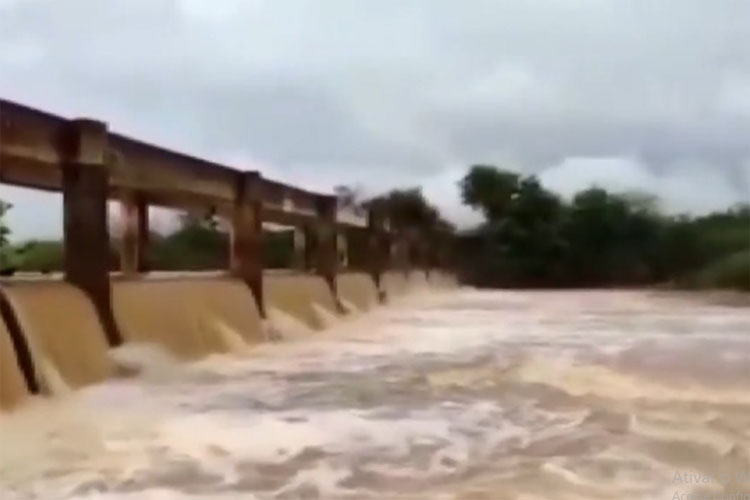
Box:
266, 307, 315, 340
339, 298, 361, 315
208, 318, 252, 354
37, 356, 73, 397
312, 302, 340, 329
108, 343, 182, 382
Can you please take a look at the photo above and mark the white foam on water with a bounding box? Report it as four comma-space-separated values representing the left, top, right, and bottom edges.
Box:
265, 306, 314, 340
109, 343, 184, 382
38, 356, 74, 397
271, 462, 354, 499
67, 490, 260, 500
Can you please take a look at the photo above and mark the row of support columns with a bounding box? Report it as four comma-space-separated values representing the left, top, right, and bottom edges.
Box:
58, 118, 444, 349
120, 192, 149, 275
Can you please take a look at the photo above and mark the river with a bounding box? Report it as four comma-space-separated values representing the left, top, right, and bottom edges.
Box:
1, 289, 749, 499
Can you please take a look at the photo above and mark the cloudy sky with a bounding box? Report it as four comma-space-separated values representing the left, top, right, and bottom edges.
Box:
1, 0, 749, 239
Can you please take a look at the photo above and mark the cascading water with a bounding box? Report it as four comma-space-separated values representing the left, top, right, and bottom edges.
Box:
0, 319, 28, 409
1, 287, 749, 500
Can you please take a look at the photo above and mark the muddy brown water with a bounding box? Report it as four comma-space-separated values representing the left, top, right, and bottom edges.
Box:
1, 289, 749, 499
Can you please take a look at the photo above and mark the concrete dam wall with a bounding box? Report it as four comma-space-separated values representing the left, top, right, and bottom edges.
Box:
113, 277, 264, 360
0, 270, 455, 410
0, 317, 28, 410
3, 282, 115, 391
336, 272, 379, 311
263, 272, 340, 330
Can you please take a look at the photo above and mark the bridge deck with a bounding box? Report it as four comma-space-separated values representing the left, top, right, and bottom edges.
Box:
0, 99, 368, 228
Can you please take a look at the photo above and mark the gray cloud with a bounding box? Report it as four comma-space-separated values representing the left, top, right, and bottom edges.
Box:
1, 0, 749, 239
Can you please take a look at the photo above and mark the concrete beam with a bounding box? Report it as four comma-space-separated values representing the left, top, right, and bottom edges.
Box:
119, 191, 149, 274
337, 233, 348, 269
1, 98, 372, 229
292, 227, 306, 271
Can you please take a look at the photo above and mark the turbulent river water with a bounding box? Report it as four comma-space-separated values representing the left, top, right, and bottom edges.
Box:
1, 289, 750, 500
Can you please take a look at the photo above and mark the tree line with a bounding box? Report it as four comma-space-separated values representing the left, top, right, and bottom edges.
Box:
457, 165, 749, 290
0, 165, 747, 291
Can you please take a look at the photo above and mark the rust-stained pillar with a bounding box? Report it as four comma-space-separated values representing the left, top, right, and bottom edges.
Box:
421, 233, 434, 277
230, 171, 264, 314
366, 210, 389, 292
405, 227, 427, 273
292, 227, 306, 271
315, 194, 338, 293
61, 118, 122, 346
391, 232, 410, 275
336, 232, 348, 269
120, 191, 149, 275
412, 229, 430, 274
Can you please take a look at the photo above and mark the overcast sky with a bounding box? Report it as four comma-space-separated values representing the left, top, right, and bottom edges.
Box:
1, 0, 749, 239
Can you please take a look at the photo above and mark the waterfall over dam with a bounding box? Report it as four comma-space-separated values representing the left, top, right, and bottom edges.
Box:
112, 276, 265, 360
0, 316, 28, 409
0, 269, 448, 408
2, 282, 115, 391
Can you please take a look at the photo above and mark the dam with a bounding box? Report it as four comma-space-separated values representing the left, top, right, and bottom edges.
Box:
0, 98, 453, 405
2, 100, 750, 499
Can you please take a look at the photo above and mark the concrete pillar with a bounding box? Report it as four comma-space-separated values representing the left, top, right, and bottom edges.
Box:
365, 211, 388, 290
337, 232, 348, 269
412, 230, 430, 273
315, 195, 338, 292
391, 234, 409, 274
61, 118, 121, 346
404, 227, 424, 272
120, 191, 149, 274
421, 234, 434, 276
292, 226, 306, 271
230, 172, 263, 314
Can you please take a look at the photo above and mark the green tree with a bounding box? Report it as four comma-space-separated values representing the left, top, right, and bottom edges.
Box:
0, 201, 14, 272
366, 188, 453, 233
475, 176, 567, 286
15, 240, 64, 273
459, 165, 520, 220
148, 212, 229, 270
456, 165, 748, 290
262, 229, 294, 268
561, 188, 664, 285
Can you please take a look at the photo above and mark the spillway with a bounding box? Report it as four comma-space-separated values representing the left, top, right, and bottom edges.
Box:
0, 314, 28, 410
112, 276, 263, 360
263, 271, 340, 330
335, 272, 378, 311
428, 270, 458, 288
380, 270, 409, 299
2, 282, 114, 391
407, 269, 429, 289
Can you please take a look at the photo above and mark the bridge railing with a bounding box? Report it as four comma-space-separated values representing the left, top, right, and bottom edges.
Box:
0, 98, 446, 344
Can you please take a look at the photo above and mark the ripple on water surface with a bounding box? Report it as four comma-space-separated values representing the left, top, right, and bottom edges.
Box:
1, 290, 750, 499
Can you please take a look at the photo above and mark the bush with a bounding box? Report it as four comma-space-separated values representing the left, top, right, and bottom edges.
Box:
687, 250, 750, 291
15, 240, 64, 273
